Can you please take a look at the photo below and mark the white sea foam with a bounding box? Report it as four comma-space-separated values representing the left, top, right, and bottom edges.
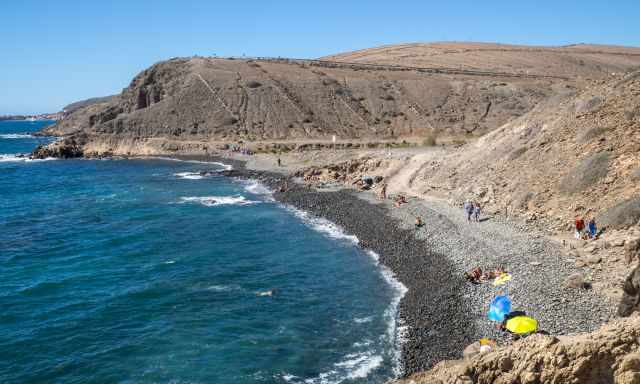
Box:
0, 133, 33, 139
353, 316, 373, 324
352, 340, 373, 348
241, 179, 275, 202
336, 353, 384, 379
242, 179, 273, 196
283, 206, 409, 381
366, 250, 408, 376
162, 260, 176, 264
206, 285, 233, 291
286, 206, 359, 245
179, 195, 259, 207
174, 172, 205, 180
0, 154, 56, 162
140, 156, 233, 170
287, 351, 384, 384
282, 374, 299, 382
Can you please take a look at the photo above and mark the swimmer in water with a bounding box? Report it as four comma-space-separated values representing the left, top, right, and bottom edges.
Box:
257, 289, 276, 297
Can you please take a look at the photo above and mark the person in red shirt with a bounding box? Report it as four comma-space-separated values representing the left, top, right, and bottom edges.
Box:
575, 217, 585, 239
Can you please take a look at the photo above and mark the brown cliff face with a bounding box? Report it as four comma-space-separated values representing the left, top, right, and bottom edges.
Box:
47, 56, 555, 143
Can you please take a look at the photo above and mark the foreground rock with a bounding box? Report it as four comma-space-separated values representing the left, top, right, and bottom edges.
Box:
390, 315, 640, 384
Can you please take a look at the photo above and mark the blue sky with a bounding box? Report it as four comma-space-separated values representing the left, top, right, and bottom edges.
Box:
2, 0, 639, 114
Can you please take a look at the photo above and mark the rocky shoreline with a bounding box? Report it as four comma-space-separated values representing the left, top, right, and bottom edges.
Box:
219, 166, 472, 375
27, 150, 620, 379
211, 156, 617, 379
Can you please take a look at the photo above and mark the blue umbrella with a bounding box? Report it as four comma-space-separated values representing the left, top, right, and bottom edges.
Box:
488, 295, 511, 322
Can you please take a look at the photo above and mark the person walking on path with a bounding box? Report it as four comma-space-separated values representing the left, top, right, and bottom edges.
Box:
474, 202, 481, 222
277, 157, 281, 167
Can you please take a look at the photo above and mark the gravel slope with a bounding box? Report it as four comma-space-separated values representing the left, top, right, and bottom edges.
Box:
368, 194, 616, 347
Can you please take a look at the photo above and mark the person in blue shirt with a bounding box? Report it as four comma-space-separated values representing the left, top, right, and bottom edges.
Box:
588, 217, 597, 239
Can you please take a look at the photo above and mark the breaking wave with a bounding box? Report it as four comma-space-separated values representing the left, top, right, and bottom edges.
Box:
141, 156, 233, 170
0, 133, 33, 139
178, 196, 259, 207
241, 179, 275, 202
174, 172, 205, 180
286, 207, 360, 245
283, 206, 408, 381
0, 154, 56, 162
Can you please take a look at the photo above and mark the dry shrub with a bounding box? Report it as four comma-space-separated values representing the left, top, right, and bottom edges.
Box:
422, 132, 438, 146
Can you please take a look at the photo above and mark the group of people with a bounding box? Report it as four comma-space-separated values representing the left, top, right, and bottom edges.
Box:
224, 144, 253, 155
574, 216, 598, 240
463, 200, 482, 222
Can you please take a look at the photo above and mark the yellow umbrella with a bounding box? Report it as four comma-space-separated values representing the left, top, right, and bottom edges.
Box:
493, 273, 512, 286
505, 316, 538, 334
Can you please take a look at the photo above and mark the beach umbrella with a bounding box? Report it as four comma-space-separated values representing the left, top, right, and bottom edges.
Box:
493, 273, 512, 286
505, 316, 538, 334
487, 295, 511, 322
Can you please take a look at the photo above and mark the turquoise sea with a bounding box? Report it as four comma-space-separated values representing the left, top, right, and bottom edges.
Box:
0, 120, 405, 384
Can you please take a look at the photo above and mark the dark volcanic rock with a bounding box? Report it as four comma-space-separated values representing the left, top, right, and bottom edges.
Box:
32, 138, 84, 159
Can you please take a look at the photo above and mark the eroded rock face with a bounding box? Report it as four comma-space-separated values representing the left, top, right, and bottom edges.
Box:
45, 56, 559, 150
391, 316, 640, 384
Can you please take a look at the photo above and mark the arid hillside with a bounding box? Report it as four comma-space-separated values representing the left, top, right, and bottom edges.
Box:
39, 43, 640, 156
299, 70, 640, 233
324, 42, 640, 78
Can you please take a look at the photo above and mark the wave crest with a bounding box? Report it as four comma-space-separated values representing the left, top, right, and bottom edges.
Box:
174, 172, 205, 180
179, 196, 259, 207
0, 133, 34, 139
0, 154, 56, 162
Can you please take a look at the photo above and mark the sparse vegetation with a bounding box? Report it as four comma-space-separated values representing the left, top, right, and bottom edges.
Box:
422, 132, 438, 146
577, 126, 609, 143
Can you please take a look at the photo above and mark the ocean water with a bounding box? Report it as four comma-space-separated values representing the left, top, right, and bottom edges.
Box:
0, 120, 405, 384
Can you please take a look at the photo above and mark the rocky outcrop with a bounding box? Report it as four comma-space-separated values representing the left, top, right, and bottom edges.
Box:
32, 137, 85, 159
391, 315, 640, 384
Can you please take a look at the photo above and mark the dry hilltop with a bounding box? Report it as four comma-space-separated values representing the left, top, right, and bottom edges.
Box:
35, 42, 640, 383
39, 42, 640, 157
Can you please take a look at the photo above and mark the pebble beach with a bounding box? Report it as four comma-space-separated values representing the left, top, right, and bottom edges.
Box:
221, 162, 617, 376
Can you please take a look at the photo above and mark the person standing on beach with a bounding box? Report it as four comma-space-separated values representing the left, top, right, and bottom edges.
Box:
464, 200, 473, 222
588, 217, 597, 239
575, 216, 585, 239
380, 183, 387, 200
277, 157, 281, 167
474, 202, 481, 222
